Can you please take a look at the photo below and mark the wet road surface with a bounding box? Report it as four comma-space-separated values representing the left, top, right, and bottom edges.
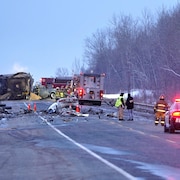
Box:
0, 100, 180, 180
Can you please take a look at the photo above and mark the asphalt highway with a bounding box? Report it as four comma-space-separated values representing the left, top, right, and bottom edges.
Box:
0, 100, 180, 180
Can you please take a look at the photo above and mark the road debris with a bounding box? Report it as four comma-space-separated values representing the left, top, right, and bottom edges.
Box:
46, 96, 90, 117
47, 102, 58, 114
29, 92, 42, 100
0, 103, 12, 114
106, 112, 118, 118
0, 96, 107, 125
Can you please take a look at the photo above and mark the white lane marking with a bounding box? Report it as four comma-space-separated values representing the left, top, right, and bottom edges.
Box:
24, 102, 28, 107
121, 124, 178, 146
38, 115, 136, 180
26, 100, 177, 148
132, 130, 145, 135
150, 135, 159, 138
125, 127, 145, 135
166, 139, 176, 144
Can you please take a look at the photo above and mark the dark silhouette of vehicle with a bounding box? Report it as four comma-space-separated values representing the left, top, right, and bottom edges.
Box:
0, 72, 33, 100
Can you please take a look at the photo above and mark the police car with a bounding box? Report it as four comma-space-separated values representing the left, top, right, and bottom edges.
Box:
164, 99, 180, 133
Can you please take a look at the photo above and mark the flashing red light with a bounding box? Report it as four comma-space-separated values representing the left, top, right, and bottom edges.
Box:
79, 88, 83, 97
100, 90, 103, 99
172, 111, 180, 117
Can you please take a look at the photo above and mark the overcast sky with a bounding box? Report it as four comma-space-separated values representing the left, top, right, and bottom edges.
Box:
0, 0, 179, 82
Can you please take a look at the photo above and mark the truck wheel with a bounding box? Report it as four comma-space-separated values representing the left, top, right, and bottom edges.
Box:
50, 92, 56, 99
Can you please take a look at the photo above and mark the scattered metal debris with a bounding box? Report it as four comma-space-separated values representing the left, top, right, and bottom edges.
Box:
106, 112, 118, 118
46, 96, 90, 117
0, 96, 109, 123
0, 102, 12, 114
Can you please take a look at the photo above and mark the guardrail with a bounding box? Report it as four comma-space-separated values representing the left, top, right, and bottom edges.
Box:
134, 102, 154, 114
103, 98, 154, 114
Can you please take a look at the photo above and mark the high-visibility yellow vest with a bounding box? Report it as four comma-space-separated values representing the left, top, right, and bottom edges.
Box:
55, 91, 61, 97
115, 96, 123, 107
60, 92, 64, 98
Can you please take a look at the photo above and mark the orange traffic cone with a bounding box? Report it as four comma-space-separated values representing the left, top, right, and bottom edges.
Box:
34, 103, 37, 112
76, 105, 80, 113
28, 103, 31, 111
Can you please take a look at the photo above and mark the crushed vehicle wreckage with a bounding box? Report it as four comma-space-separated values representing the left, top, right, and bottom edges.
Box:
47, 95, 89, 117
0, 91, 116, 122
0, 72, 33, 100
45, 95, 116, 119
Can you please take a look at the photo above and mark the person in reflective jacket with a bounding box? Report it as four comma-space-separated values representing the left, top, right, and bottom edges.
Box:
115, 93, 125, 121
55, 87, 61, 100
154, 95, 169, 126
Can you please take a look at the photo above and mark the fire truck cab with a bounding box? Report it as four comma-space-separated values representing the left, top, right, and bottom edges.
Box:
73, 73, 105, 106
40, 78, 54, 88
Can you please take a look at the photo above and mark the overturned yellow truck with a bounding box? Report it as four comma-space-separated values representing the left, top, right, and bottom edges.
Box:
0, 72, 33, 100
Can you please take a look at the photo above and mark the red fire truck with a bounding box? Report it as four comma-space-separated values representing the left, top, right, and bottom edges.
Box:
52, 77, 72, 88
40, 78, 54, 88
40, 77, 72, 99
40, 77, 72, 89
73, 73, 105, 106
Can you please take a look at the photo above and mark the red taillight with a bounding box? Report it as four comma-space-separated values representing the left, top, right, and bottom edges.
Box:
100, 90, 103, 99
79, 89, 83, 97
172, 111, 180, 117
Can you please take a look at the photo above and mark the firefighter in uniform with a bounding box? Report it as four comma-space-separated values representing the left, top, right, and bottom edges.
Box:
115, 93, 125, 121
55, 86, 65, 99
59, 86, 65, 98
154, 95, 169, 126
55, 87, 61, 100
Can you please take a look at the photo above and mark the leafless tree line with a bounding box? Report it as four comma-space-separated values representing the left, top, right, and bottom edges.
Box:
83, 4, 180, 101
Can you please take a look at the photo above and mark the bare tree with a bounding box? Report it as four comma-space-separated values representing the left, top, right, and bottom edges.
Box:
161, 67, 180, 77
56, 67, 69, 77
71, 58, 82, 75
82, 3, 180, 99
